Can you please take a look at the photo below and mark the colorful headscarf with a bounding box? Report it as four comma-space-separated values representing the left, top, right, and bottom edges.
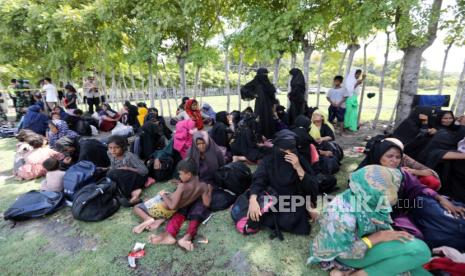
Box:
173, 119, 196, 159
201, 103, 216, 119
137, 106, 148, 127
48, 120, 79, 149
308, 165, 402, 263
185, 99, 204, 130
309, 110, 335, 139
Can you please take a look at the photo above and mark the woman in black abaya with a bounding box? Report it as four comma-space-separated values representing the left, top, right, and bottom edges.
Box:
247, 129, 318, 236
241, 68, 277, 139
417, 127, 465, 203
392, 106, 436, 158
288, 68, 306, 125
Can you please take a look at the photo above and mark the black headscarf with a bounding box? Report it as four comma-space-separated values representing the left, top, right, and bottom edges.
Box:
436, 110, 458, 131
357, 139, 404, 170
289, 68, 306, 103
210, 111, 232, 148
124, 101, 139, 127
267, 130, 300, 188
290, 115, 314, 164
215, 111, 229, 126
393, 106, 435, 145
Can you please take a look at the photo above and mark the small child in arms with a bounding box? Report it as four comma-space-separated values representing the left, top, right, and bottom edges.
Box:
147, 159, 212, 251
40, 158, 66, 192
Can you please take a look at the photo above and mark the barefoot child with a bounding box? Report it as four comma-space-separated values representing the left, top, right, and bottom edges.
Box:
148, 159, 212, 251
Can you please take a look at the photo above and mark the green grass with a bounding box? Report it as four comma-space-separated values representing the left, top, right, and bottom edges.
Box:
0, 137, 365, 275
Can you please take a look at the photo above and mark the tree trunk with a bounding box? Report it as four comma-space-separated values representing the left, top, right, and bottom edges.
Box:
157, 65, 172, 118
394, 48, 424, 125
373, 32, 390, 129
121, 70, 129, 100
302, 43, 314, 100
390, 58, 404, 125
140, 76, 145, 102
193, 65, 201, 99
291, 51, 297, 68
394, 0, 442, 125
129, 65, 137, 102
337, 47, 348, 75
273, 52, 283, 87
237, 50, 244, 111
455, 79, 465, 115
451, 59, 465, 112
148, 58, 155, 107
80, 65, 86, 111
316, 52, 325, 108
177, 55, 187, 97
439, 41, 454, 94
224, 44, 231, 112
345, 44, 361, 78
100, 70, 107, 103
357, 44, 369, 127
154, 62, 163, 115
110, 67, 117, 104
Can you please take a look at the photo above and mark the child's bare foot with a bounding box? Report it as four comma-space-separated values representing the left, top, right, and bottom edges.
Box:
149, 232, 176, 245
132, 218, 155, 234
329, 269, 350, 276
177, 236, 194, 251
147, 219, 165, 231
144, 177, 155, 188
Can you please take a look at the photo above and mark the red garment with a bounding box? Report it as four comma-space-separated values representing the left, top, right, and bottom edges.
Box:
418, 175, 441, 191
424, 257, 465, 276
185, 99, 204, 130
310, 144, 319, 165
166, 213, 201, 238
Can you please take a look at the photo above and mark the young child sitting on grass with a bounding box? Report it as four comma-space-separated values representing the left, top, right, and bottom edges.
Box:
146, 159, 212, 251
40, 158, 65, 192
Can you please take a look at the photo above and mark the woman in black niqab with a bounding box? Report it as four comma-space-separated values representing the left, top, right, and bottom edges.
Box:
209, 111, 233, 150
288, 68, 306, 125
241, 68, 277, 139
248, 129, 318, 235
290, 115, 314, 164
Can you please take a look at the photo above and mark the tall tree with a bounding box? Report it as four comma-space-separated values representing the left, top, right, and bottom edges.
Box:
394, 0, 443, 124
373, 31, 392, 128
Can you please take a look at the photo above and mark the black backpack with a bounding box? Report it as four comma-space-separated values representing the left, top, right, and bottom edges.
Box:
147, 157, 175, 182
214, 162, 252, 196
71, 178, 120, 222
210, 162, 253, 211
63, 161, 96, 201
210, 188, 237, 211
3, 190, 64, 221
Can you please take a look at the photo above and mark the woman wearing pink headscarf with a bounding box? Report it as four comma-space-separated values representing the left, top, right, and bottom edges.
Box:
173, 119, 197, 159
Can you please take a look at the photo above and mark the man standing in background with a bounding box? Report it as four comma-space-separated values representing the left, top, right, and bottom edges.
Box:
84, 76, 100, 114
42, 77, 58, 113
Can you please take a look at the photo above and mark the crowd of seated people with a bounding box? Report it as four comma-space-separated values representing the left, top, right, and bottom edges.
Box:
8, 71, 465, 275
